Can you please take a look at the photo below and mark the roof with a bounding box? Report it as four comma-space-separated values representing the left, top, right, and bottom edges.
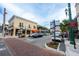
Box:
8, 15, 37, 24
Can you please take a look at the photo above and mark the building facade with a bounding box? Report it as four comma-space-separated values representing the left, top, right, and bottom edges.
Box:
75, 3, 79, 15
8, 15, 38, 37
75, 3, 79, 30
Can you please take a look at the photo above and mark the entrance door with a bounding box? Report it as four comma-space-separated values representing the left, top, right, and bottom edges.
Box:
27, 30, 30, 34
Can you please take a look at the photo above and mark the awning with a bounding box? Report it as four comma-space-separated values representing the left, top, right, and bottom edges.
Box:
31, 29, 39, 32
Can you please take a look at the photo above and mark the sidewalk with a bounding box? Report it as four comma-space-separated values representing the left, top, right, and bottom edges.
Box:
0, 35, 18, 38
65, 38, 79, 56
4, 38, 64, 56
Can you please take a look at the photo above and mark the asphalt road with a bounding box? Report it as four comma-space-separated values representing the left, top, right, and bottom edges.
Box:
24, 36, 52, 48
24, 36, 66, 53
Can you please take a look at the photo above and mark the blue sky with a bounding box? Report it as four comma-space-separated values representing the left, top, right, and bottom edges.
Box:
0, 3, 76, 28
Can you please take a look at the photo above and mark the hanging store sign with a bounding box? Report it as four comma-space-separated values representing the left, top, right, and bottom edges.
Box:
69, 21, 77, 27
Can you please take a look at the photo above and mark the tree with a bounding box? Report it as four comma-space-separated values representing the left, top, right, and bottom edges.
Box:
60, 19, 69, 38
60, 23, 66, 32
60, 19, 69, 32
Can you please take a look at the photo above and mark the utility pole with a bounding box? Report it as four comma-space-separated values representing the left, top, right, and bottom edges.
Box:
68, 3, 75, 45
53, 20, 56, 40
3, 8, 7, 37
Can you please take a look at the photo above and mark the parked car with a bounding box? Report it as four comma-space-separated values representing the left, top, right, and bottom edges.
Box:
30, 33, 43, 38
51, 31, 61, 42
51, 31, 61, 37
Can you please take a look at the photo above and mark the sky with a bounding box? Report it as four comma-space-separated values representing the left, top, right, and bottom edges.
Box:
0, 3, 76, 28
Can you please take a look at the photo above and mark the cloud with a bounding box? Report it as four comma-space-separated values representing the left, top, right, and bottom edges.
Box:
1, 3, 24, 15
0, 3, 76, 28
47, 3, 76, 23
1, 3, 51, 26
47, 8, 66, 22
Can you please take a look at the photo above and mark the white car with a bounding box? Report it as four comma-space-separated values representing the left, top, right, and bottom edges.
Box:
51, 32, 61, 42
52, 32, 61, 37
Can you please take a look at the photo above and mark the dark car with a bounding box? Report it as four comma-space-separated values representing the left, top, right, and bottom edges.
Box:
31, 33, 43, 38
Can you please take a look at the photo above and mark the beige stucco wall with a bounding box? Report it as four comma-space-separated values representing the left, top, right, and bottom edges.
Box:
75, 4, 79, 30
9, 16, 37, 36
12, 17, 37, 30
77, 17, 79, 30
75, 3, 79, 15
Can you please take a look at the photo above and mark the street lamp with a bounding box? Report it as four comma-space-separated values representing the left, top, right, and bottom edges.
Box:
3, 8, 7, 37
65, 9, 68, 17
65, 3, 76, 49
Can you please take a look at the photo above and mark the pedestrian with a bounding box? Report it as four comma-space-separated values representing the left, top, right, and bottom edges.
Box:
74, 40, 76, 49
61, 32, 64, 39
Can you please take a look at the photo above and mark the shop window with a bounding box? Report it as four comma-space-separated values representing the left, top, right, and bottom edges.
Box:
27, 30, 30, 34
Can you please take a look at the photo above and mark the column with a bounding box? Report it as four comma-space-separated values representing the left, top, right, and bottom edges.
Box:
13, 27, 16, 37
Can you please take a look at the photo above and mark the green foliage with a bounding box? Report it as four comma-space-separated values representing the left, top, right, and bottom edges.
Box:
37, 25, 49, 30
60, 19, 69, 32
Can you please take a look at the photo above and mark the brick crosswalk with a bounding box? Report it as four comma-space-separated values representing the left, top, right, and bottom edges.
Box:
4, 38, 64, 56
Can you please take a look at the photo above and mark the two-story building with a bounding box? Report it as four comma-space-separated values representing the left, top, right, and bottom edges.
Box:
8, 15, 38, 37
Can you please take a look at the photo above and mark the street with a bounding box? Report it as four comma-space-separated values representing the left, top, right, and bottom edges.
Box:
24, 36, 66, 53
3, 38, 64, 56
24, 36, 52, 48
0, 35, 66, 56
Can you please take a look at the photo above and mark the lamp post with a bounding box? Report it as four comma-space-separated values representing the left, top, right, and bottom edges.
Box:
68, 3, 75, 45
65, 3, 76, 49
53, 20, 56, 40
3, 8, 7, 37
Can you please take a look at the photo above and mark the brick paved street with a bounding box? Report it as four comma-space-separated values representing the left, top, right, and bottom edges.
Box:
4, 38, 64, 56
0, 38, 11, 56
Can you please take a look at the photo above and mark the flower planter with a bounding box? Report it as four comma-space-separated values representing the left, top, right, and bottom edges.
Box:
45, 42, 60, 51
45, 42, 65, 55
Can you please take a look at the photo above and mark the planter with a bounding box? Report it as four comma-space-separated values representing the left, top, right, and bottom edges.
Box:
45, 42, 60, 51
45, 42, 65, 55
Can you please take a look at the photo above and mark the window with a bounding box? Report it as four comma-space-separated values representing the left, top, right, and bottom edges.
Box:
19, 23, 23, 27
22, 23, 23, 27
33, 26, 36, 29
28, 25, 30, 28
19, 22, 21, 27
